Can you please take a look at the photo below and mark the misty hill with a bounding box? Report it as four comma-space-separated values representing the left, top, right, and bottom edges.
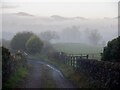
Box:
2, 12, 118, 42
51, 15, 86, 20
15, 12, 34, 17
51, 15, 68, 20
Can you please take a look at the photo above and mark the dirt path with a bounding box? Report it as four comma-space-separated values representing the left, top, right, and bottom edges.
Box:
18, 59, 76, 88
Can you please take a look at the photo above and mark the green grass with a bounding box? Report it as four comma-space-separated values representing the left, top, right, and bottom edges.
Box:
53, 43, 102, 54
4, 67, 28, 88
53, 43, 103, 60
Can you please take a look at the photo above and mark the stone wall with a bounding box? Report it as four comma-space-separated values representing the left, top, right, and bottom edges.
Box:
76, 59, 120, 88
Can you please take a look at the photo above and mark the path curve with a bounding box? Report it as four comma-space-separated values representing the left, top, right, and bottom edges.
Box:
18, 59, 76, 88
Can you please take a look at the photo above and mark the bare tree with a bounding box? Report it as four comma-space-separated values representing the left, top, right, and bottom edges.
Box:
87, 29, 102, 45
61, 26, 80, 42
39, 30, 59, 42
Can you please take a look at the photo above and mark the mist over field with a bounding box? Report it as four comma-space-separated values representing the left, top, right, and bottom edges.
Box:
2, 1, 120, 88
2, 12, 118, 46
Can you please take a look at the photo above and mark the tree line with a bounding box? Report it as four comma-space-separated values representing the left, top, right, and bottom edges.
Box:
3, 31, 120, 62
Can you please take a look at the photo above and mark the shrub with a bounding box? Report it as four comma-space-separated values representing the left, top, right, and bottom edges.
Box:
26, 35, 43, 54
102, 36, 120, 62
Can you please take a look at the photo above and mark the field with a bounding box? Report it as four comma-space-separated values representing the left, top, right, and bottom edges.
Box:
52, 43, 103, 60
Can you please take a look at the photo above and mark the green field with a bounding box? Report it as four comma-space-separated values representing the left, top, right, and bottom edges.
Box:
53, 43, 103, 60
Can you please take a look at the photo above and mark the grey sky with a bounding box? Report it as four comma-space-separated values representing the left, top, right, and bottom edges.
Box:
1, 0, 118, 18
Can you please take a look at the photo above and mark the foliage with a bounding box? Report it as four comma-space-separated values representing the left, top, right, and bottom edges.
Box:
26, 35, 43, 54
102, 36, 120, 62
2, 47, 27, 88
40, 41, 56, 56
10, 32, 34, 51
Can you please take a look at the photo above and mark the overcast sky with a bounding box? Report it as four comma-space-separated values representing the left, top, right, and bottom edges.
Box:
0, 0, 119, 41
1, 0, 119, 18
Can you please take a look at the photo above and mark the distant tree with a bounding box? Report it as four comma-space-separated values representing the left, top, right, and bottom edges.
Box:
39, 30, 59, 42
87, 29, 102, 45
40, 41, 55, 55
26, 35, 43, 54
62, 26, 80, 42
102, 36, 120, 62
10, 32, 34, 51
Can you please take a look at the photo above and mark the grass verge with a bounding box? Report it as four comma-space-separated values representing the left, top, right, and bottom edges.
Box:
4, 67, 28, 88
